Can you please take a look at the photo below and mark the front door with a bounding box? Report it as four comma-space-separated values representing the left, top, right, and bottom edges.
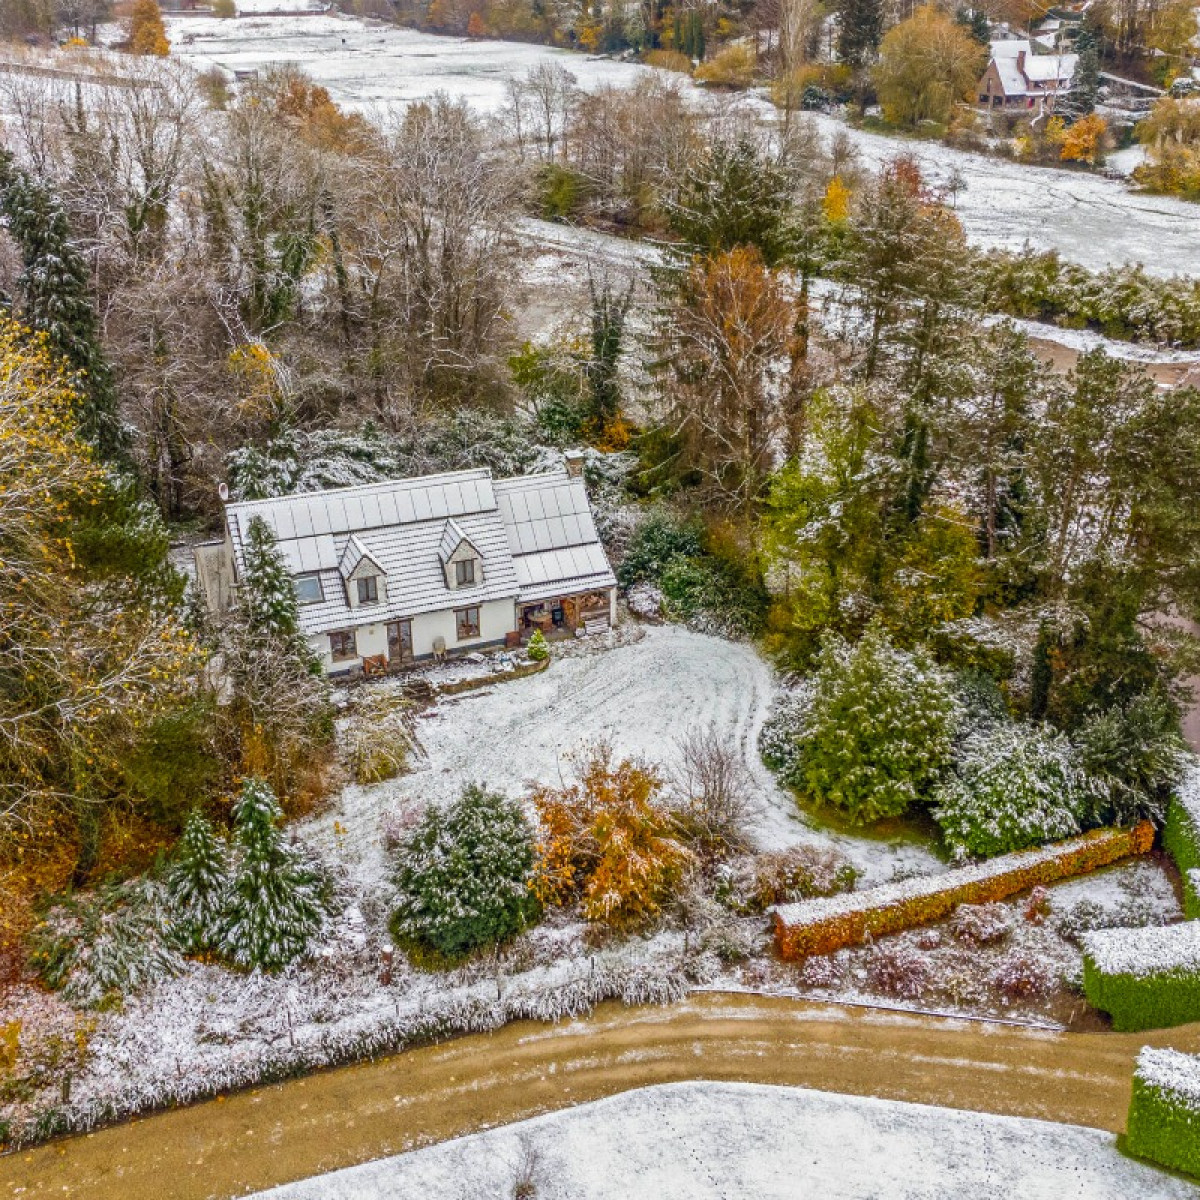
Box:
387, 619, 413, 663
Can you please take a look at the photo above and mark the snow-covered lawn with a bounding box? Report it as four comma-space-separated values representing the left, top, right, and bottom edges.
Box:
165, 12, 665, 113
252, 1080, 1196, 1199
307, 624, 943, 889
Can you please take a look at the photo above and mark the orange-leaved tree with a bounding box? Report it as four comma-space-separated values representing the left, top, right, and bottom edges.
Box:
530, 742, 694, 928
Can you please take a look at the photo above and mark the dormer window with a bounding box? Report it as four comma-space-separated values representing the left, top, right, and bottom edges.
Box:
357, 575, 380, 605
455, 559, 475, 587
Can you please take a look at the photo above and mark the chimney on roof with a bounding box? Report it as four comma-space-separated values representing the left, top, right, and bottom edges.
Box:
1016, 49, 1026, 75
564, 449, 585, 479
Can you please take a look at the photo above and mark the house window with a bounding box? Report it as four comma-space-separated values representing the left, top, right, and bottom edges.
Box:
296, 574, 324, 605
329, 629, 358, 661
455, 605, 481, 640
357, 576, 379, 605
455, 558, 475, 587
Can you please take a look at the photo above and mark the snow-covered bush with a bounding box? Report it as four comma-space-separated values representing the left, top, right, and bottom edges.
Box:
1127, 1048, 1200, 1180
344, 692, 413, 785
991, 953, 1052, 1000
866, 942, 930, 999
758, 682, 813, 788
949, 902, 1012, 947
219, 778, 331, 972
1083, 922, 1200, 1030
526, 629, 549, 662
27, 881, 182, 1009
616, 507, 703, 586
798, 625, 959, 824
933, 722, 1090, 859
796, 954, 844, 988
390, 784, 540, 963
1074, 690, 1189, 826
166, 808, 229, 954
724, 845, 857, 914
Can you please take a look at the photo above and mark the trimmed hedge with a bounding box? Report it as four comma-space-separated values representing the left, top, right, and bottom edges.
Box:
1082, 922, 1200, 1031
1126, 1048, 1200, 1181
772, 822, 1153, 960
1163, 774, 1200, 919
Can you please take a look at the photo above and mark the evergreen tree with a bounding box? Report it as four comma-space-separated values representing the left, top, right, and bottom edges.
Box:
241, 515, 302, 639
665, 138, 796, 267
1061, 46, 1100, 120
838, 0, 884, 71
167, 809, 230, 953
585, 270, 634, 429
390, 785, 540, 960
798, 624, 960, 823
0, 153, 125, 462
220, 777, 327, 971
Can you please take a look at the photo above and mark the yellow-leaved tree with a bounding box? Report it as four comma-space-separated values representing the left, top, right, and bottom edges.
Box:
0, 319, 201, 885
129, 0, 169, 56
874, 5, 984, 128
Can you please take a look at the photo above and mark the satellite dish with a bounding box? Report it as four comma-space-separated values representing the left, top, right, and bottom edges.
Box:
218, 482, 230, 503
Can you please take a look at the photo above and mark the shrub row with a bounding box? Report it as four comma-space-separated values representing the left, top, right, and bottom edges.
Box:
1081, 922, 1200, 1031
1163, 769, 1200, 918
771, 823, 1154, 960
1126, 1048, 1200, 1180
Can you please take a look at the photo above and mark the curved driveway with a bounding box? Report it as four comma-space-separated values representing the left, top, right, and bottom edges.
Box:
4, 992, 1200, 1200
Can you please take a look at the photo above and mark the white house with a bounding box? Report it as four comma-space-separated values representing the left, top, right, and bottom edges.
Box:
194, 458, 618, 675
978, 40, 1078, 111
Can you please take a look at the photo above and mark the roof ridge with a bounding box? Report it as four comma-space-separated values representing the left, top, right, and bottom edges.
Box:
225, 466, 495, 511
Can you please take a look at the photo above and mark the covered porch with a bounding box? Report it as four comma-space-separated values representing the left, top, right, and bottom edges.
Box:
517, 588, 616, 640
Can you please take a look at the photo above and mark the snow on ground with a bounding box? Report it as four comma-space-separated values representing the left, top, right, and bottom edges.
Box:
306, 624, 944, 890
252, 1080, 1195, 1199
161, 11, 1200, 275
165, 12, 665, 114
806, 113, 1200, 277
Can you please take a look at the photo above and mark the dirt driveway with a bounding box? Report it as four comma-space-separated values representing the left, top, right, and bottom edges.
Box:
4, 992, 1199, 1200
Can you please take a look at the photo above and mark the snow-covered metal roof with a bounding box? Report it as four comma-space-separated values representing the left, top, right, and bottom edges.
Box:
224, 466, 615, 634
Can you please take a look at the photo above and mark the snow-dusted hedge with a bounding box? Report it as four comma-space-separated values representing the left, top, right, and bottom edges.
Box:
1082, 922, 1200, 1031
1126, 1048, 1200, 1180
772, 823, 1153, 960
1163, 766, 1200, 919
4, 949, 696, 1149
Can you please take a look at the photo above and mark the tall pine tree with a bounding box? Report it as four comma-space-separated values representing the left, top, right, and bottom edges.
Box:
838, 0, 884, 71
220, 777, 327, 971
0, 153, 125, 462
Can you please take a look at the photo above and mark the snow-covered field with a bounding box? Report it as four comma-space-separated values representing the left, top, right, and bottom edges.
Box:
253, 1080, 1196, 1199
805, 113, 1200, 277
161, 10, 1200, 276
166, 13, 664, 113
309, 624, 944, 890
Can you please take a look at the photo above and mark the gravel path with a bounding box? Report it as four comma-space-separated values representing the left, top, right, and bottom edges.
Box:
7, 993, 1200, 1200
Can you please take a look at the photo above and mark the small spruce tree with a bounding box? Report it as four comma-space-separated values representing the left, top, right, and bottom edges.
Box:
220, 777, 327, 971
167, 808, 230, 953
390, 785, 539, 960
526, 628, 549, 661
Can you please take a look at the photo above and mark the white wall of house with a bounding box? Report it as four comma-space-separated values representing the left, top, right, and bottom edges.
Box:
311, 596, 517, 673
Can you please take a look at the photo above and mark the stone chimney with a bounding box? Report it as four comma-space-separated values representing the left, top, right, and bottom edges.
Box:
564, 449, 585, 479
1016, 49, 1026, 78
